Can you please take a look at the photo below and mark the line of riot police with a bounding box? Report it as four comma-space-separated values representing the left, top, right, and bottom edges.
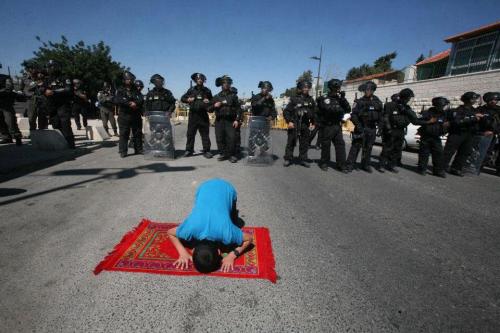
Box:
3, 62, 499, 176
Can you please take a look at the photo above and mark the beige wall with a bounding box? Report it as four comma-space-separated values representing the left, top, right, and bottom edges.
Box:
342, 69, 500, 112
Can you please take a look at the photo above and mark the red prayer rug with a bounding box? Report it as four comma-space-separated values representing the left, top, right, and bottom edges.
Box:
94, 219, 277, 283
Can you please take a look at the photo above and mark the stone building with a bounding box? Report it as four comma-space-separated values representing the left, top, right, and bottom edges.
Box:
341, 21, 500, 111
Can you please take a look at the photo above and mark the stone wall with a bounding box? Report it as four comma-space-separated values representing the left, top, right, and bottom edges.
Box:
342, 69, 500, 112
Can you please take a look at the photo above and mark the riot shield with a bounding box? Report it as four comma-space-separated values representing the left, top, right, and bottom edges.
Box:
143, 111, 175, 160
245, 116, 273, 165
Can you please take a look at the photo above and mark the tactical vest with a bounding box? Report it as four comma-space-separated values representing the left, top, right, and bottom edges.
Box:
319, 96, 344, 124
358, 99, 382, 126
389, 104, 411, 129
146, 89, 174, 112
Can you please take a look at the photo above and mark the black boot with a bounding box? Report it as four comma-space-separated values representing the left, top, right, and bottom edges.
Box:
15, 137, 22, 146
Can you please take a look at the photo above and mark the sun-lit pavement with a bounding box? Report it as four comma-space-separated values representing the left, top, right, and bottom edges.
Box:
0, 124, 499, 332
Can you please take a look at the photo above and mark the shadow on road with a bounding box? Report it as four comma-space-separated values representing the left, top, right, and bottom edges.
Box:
0, 163, 195, 206
0, 141, 118, 184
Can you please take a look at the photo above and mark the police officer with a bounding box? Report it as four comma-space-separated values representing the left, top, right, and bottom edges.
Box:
97, 82, 118, 136
283, 80, 317, 167
27, 70, 48, 130
144, 74, 175, 115
251, 81, 277, 118
212, 75, 241, 163
379, 88, 426, 172
0, 77, 25, 146
72, 79, 89, 130
248, 81, 277, 157
346, 81, 383, 172
181, 73, 213, 158
44, 60, 75, 149
443, 92, 481, 176
470, 92, 500, 175
378, 93, 399, 170
316, 79, 350, 172
231, 86, 244, 155
416, 97, 450, 177
113, 71, 144, 158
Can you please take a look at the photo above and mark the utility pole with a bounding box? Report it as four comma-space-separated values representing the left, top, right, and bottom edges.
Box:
310, 45, 323, 99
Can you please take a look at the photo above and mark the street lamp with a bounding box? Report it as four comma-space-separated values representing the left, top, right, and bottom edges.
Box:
310, 45, 322, 99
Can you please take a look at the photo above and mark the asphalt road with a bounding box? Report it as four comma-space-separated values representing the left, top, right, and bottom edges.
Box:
0, 124, 499, 332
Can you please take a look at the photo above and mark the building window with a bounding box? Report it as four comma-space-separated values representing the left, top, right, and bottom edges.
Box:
450, 31, 499, 75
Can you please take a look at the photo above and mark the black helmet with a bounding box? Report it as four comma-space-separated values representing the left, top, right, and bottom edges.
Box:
358, 81, 377, 92
258, 81, 273, 91
460, 91, 480, 103
399, 88, 415, 103
327, 79, 342, 90
123, 71, 136, 82
134, 80, 144, 89
231, 87, 238, 94
215, 75, 233, 87
191, 72, 206, 82
483, 92, 500, 103
150, 74, 164, 85
297, 80, 312, 89
432, 96, 450, 108
390, 93, 400, 103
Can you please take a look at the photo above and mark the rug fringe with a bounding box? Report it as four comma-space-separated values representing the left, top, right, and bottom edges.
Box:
93, 219, 151, 275
258, 227, 277, 283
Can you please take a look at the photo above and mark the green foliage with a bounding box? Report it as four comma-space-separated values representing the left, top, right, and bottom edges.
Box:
346, 52, 397, 80
22, 35, 128, 98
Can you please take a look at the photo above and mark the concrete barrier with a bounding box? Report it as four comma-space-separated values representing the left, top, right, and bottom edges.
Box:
30, 129, 68, 150
85, 126, 110, 141
17, 117, 30, 138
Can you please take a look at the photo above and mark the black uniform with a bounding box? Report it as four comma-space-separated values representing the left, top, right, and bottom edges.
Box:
46, 78, 75, 148
97, 88, 117, 135
379, 101, 424, 169
316, 93, 350, 169
181, 85, 212, 153
0, 86, 25, 144
417, 107, 447, 175
113, 87, 144, 155
443, 105, 478, 172
27, 78, 48, 130
346, 95, 383, 170
145, 87, 175, 115
212, 90, 242, 158
250, 93, 277, 118
72, 88, 89, 129
283, 93, 317, 162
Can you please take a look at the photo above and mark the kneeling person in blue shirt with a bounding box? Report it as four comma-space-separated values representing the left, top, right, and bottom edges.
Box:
167, 178, 254, 273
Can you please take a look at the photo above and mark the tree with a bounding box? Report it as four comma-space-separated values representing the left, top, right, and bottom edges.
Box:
22, 36, 128, 99
416, 54, 425, 63
280, 70, 314, 97
346, 52, 397, 80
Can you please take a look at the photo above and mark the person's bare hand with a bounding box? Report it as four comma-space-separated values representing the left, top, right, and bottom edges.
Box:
44, 89, 53, 96
174, 253, 192, 270
187, 97, 195, 103
288, 122, 294, 129
221, 255, 235, 273
484, 131, 494, 136
214, 102, 222, 108
232, 121, 239, 128
203, 98, 209, 103
129, 101, 137, 109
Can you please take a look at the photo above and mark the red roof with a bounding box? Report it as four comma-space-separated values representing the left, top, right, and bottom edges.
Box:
416, 49, 451, 66
344, 70, 399, 84
444, 21, 500, 43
